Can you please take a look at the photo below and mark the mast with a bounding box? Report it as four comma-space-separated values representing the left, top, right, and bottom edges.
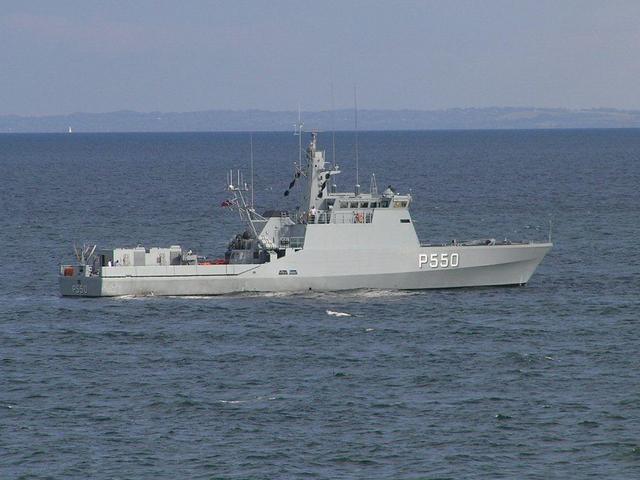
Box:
294, 104, 304, 216
250, 132, 254, 210
304, 132, 324, 213
354, 85, 360, 196
297, 103, 303, 172
226, 169, 263, 239
370, 173, 378, 196
331, 82, 336, 169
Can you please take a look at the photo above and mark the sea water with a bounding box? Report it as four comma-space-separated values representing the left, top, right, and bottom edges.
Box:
1, 130, 639, 478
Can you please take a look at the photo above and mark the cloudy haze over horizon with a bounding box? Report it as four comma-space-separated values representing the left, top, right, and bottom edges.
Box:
1, 0, 639, 116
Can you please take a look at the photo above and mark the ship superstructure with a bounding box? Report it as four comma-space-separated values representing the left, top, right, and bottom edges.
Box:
59, 132, 551, 296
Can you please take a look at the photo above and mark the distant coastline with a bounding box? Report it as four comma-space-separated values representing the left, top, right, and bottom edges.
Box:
2, 107, 640, 133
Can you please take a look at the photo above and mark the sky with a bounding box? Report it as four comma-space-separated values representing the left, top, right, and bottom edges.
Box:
1, 0, 639, 115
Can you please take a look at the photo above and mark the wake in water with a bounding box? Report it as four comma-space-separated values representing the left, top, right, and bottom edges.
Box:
218, 395, 277, 405
109, 288, 422, 301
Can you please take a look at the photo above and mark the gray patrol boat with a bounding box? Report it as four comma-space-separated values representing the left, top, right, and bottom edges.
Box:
60, 132, 551, 296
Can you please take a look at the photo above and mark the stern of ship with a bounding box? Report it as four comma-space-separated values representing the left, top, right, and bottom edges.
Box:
59, 264, 103, 296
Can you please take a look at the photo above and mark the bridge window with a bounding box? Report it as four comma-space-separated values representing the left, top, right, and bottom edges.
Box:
339, 201, 348, 208
393, 200, 408, 208
360, 202, 369, 208
370, 202, 378, 208
349, 202, 358, 208
381, 200, 390, 208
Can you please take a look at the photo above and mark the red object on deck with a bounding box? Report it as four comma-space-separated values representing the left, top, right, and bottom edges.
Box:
64, 267, 74, 276
197, 259, 228, 266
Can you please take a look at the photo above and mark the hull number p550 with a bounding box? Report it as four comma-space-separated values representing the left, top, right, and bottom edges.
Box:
71, 284, 88, 295
418, 253, 459, 269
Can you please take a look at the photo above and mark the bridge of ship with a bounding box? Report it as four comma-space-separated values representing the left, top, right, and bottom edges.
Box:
305, 192, 411, 225
230, 190, 414, 264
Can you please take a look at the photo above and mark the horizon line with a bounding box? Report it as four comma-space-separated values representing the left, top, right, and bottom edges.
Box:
3, 105, 640, 118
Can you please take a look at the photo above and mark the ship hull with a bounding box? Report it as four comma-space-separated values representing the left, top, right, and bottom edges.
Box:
59, 243, 551, 297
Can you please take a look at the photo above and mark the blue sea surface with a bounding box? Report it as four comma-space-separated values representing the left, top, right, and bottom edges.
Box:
1, 130, 639, 479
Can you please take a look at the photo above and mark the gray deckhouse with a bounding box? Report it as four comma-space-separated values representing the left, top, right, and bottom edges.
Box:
225, 132, 416, 267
